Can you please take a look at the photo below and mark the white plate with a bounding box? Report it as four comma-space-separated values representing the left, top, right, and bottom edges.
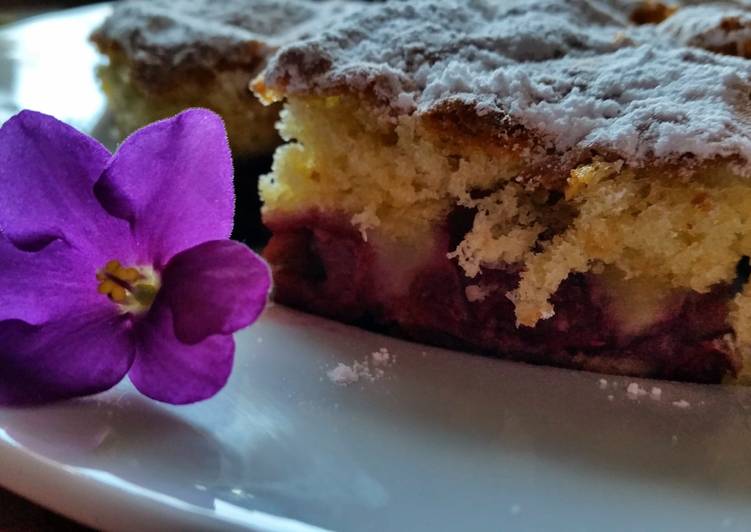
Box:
3, 6, 751, 532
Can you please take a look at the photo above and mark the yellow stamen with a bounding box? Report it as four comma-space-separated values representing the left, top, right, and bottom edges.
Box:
104, 259, 121, 274
110, 285, 127, 303
117, 267, 140, 283
96, 260, 161, 315
98, 279, 115, 294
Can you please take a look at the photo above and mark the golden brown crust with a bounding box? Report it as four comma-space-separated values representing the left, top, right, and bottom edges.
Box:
629, 1, 678, 25
91, 41, 268, 94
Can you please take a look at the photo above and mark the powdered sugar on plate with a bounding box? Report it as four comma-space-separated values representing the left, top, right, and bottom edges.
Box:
327, 347, 396, 386
626, 382, 649, 399
601, 378, 696, 408
327, 363, 362, 385
672, 399, 692, 409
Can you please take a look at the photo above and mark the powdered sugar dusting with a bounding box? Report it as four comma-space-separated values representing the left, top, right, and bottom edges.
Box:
94, 0, 352, 72
264, 0, 751, 167
661, 4, 751, 55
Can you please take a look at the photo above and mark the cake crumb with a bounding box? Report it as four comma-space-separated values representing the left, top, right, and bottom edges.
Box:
650, 387, 662, 400
672, 399, 691, 409
607, 394, 614, 401
598, 378, 608, 390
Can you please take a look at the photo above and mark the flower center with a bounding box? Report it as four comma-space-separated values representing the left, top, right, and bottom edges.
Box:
96, 259, 161, 315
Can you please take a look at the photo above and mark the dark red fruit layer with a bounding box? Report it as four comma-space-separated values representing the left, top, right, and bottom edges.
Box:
264, 212, 740, 383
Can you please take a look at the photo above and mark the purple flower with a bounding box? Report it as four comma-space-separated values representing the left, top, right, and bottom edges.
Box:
0, 109, 271, 406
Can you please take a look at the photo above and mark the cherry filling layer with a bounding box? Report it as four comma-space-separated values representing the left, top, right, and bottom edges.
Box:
264, 211, 740, 383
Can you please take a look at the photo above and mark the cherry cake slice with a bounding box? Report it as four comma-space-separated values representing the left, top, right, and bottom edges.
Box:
253, 0, 751, 383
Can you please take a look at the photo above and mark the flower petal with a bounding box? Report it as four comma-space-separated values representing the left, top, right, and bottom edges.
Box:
130, 300, 234, 405
0, 236, 108, 324
161, 240, 271, 345
0, 110, 131, 261
94, 109, 234, 267
0, 311, 134, 406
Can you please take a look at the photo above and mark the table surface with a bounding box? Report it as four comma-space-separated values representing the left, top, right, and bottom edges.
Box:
0, 5, 100, 531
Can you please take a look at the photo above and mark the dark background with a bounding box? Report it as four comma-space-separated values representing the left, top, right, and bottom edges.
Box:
0, 0, 101, 22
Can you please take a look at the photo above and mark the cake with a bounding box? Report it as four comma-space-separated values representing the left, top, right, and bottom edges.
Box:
253, 0, 751, 383
91, 0, 352, 157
